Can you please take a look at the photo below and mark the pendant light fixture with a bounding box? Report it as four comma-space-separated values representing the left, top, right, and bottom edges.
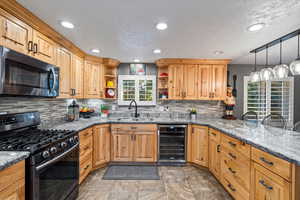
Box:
250, 51, 261, 82
260, 46, 275, 81
274, 40, 289, 79
290, 33, 300, 75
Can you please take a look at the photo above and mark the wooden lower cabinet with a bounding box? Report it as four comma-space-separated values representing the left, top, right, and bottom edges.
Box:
190, 125, 208, 167
251, 162, 290, 200
92, 124, 110, 169
79, 128, 93, 184
209, 129, 221, 179
111, 124, 157, 162
0, 161, 25, 200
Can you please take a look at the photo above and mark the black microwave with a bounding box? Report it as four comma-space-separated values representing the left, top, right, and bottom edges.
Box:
0, 46, 59, 97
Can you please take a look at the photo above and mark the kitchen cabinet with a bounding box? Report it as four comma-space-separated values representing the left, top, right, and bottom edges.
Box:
198, 65, 211, 99
0, 9, 32, 55
79, 128, 93, 184
84, 60, 102, 98
210, 65, 227, 100
71, 54, 84, 98
111, 124, 157, 162
0, 161, 25, 200
169, 65, 184, 99
93, 124, 110, 169
191, 125, 208, 167
252, 162, 290, 200
183, 65, 198, 100
208, 129, 221, 179
57, 47, 72, 98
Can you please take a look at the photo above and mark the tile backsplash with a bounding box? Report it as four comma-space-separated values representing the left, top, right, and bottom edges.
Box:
0, 97, 224, 128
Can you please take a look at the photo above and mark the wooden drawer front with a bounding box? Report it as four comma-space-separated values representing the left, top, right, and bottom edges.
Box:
221, 173, 249, 200
221, 134, 250, 158
111, 124, 157, 132
251, 147, 291, 181
222, 145, 250, 167
209, 128, 221, 142
0, 161, 25, 192
221, 153, 250, 191
79, 128, 93, 144
79, 152, 92, 184
0, 178, 25, 200
80, 137, 93, 159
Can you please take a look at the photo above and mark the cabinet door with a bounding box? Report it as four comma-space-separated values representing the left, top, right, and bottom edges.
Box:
99, 64, 104, 98
191, 126, 209, 167
93, 125, 110, 169
0, 179, 25, 200
211, 65, 227, 100
209, 138, 221, 178
198, 65, 211, 100
57, 48, 72, 98
133, 132, 157, 162
32, 30, 57, 65
0, 13, 32, 55
71, 55, 84, 98
169, 65, 184, 99
183, 65, 198, 100
252, 163, 290, 200
112, 132, 133, 161
84, 61, 100, 98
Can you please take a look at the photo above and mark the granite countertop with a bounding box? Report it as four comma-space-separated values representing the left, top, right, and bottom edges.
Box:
0, 151, 30, 171
52, 117, 300, 165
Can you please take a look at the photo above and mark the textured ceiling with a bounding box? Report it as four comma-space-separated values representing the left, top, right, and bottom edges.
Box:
17, 0, 300, 64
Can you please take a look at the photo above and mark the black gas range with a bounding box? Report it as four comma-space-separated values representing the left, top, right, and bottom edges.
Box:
0, 111, 79, 200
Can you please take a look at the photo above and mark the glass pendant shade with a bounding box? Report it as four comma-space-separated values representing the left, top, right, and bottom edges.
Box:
290, 58, 300, 75
250, 71, 261, 82
260, 68, 275, 81
274, 64, 289, 79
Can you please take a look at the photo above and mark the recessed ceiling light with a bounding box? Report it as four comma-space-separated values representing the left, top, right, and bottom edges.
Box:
91, 49, 100, 54
214, 50, 224, 55
153, 49, 162, 54
247, 23, 265, 32
134, 59, 140, 63
60, 21, 74, 29
156, 22, 168, 30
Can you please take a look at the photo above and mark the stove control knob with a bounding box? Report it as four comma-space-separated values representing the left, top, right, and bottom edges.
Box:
60, 142, 67, 148
74, 136, 79, 142
42, 151, 50, 159
50, 147, 57, 154
69, 137, 75, 144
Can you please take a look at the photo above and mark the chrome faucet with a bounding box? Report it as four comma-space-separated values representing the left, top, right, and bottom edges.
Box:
128, 100, 139, 118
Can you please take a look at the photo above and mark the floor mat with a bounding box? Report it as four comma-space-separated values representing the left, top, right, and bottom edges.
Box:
102, 165, 160, 180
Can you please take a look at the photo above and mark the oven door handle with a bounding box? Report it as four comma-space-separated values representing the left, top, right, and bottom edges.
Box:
36, 144, 78, 171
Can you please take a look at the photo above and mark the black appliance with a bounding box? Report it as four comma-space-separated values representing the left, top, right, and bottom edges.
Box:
158, 125, 187, 164
0, 112, 79, 200
0, 46, 59, 97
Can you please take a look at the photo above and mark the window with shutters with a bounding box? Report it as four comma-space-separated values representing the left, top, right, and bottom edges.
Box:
118, 75, 156, 106
244, 77, 294, 128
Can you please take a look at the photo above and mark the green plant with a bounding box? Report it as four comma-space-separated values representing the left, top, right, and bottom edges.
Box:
190, 108, 197, 115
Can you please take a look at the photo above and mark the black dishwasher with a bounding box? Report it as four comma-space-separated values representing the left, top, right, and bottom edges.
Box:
158, 125, 187, 164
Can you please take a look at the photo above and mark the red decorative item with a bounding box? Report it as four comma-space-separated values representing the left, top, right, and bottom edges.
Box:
160, 72, 168, 77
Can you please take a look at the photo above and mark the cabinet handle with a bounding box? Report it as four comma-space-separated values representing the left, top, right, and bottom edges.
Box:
228, 152, 236, 160
84, 146, 89, 151
217, 144, 221, 153
131, 127, 137, 130
228, 167, 236, 174
33, 43, 38, 54
228, 141, 236, 147
259, 157, 274, 166
84, 164, 90, 171
28, 41, 33, 52
210, 132, 216, 136
227, 183, 236, 192
259, 180, 273, 190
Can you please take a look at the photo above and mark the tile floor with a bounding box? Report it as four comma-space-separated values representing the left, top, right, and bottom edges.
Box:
77, 166, 233, 200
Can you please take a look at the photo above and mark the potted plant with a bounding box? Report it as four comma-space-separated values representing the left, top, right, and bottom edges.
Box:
190, 108, 197, 120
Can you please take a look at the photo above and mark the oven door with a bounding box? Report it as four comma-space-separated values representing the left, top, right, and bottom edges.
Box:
30, 144, 79, 200
0, 46, 59, 97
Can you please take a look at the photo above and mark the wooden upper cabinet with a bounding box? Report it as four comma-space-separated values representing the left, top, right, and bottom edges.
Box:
211, 65, 227, 100
57, 47, 72, 98
183, 65, 198, 100
169, 65, 184, 99
71, 55, 84, 98
93, 125, 110, 169
0, 9, 32, 55
134, 131, 157, 162
198, 65, 211, 100
32, 30, 57, 65
191, 125, 209, 167
84, 60, 101, 98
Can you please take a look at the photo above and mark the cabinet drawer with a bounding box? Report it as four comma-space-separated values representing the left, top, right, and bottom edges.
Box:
251, 147, 291, 181
80, 138, 93, 159
209, 128, 221, 142
0, 161, 25, 192
221, 153, 250, 191
222, 145, 250, 167
79, 128, 93, 144
111, 124, 157, 132
221, 134, 250, 158
0, 178, 24, 200
221, 172, 249, 200
79, 152, 92, 184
